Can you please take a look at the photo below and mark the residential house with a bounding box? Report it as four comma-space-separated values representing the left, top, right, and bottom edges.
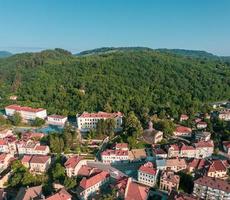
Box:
45, 188, 72, 200
194, 140, 214, 158
152, 147, 167, 160
21, 155, 51, 173
166, 158, 187, 172
167, 144, 180, 158
223, 141, 230, 155
159, 170, 180, 193
0, 136, 17, 154
115, 143, 129, 151
47, 115, 68, 126
77, 111, 123, 132
193, 131, 211, 142
128, 149, 147, 162
196, 121, 207, 129
77, 171, 110, 200
138, 162, 158, 187
64, 156, 86, 177
206, 160, 229, 179
0, 129, 13, 139
15, 185, 43, 200
114, 177, 150, 200
173, 126, 192, 137
169, 190, 198, 200
143, 121, 163, 144
186, 158, 209, 173
193, 176, 230, 200
180, 114, 189, 122
0, 153, 14, 172
101, 149, 129, 164
5, 104, 47, 121
78, 165, 102, 177
219, 110, 230, 121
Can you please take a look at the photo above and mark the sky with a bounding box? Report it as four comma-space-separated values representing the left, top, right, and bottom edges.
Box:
0, 0, 229, 55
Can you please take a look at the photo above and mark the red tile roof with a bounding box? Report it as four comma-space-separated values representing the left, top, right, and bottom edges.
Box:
5, 104, 45, 113
34, 145, 48, 151
64, 156, 82, 169
125, 178, 150, 200
194, 176, 230, 192
115, 143, 128, 149
223, 141, 230, 148
0, 153, 7, 163
207, 160, 228, 173
21, 155, 32, 163
101, 149, 128, 156
79, 171, 110, 189
139, 162, 157, 175
195, 140, 214, 148
77, 165, 102, 177
152, 148, 167, 155
180, 144, 195, 151
46, 188, 72, 200
187, 158, 208, 170
175, 126, 192, 133
79, 111, 122, 118
30, 155, 50, 164
0, 139, 7, 146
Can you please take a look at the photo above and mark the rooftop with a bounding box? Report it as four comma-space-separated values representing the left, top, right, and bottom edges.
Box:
64, 156, 82, 169
5, 104, 45, 113
139, 162, 157, 175
79, 111, 122, 118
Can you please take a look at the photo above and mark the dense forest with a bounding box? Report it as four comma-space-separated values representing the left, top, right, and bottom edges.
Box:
0, 48, 230, 119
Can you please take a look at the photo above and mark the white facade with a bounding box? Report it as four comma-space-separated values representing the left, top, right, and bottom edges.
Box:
77, 112, 123, 132
138, 163, 158, 187
5, 105, 47, 121
101, 150, 129, 164
219, 110, 230, 121
47, 115, 67, 126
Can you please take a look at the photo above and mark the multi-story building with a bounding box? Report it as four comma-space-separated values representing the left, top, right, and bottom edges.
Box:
46, 188, 72, 200
165, 158, 187, 172
138, 162, 158, 187
5, 104, 47, 121
64, 156, 86, 177
115, 143, 129, 151
194, 140, 214, 158
21, 155, 51, 173
0, 153, 14, 172
219, 110, 230, 121
47, 115, 68, 126
101, 149, 129, 164
77, 171, 110, 200
193, 176, 230, 200
152, 147, 167, 160
77, 111, 123, 132
173, 126, 192, 137
0, 129, 13, 139
16, 140, 50, 155
180, 114, 189, 122
0, 136, 17, 154
196, 121, 207, 129
160, 170, 180, 193
206, 160, 229, 179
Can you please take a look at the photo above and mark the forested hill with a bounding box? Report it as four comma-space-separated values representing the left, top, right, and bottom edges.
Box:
1, 48, 230, 119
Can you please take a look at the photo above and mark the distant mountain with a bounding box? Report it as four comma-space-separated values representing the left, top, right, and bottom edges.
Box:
155, 48, 220, 60
77, 47, 230, 63
0, 51, 12, 58
76, 47, 153, 56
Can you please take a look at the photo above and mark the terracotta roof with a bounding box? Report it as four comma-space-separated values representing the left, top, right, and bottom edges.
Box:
194, 176, 230, 192
175, 126, 192, 133
0, 140, 7, 146
197, 121, 207, 125
0, 154, 7, 163
46, 188, 72, 200
115, 143, 128, 149
223, 141, 230, 148
180, 144, 195, 151
195, 140, 214, 148
48, 115, 67, 119
78, 165, 102, 177
207, 160, 228, 173
101, 149, 128, 156
139, 162, 157, 175
166, 159, 187, 167
21, 155, 32, 163
34, 145, 48, 151
64, 156, 82, 169
79, 111, 122, 118
152, 148, 167, 155
169, 144, 180, 151
161, 170, 180, 184
5, 104, 45, 113
169, 191, 198, 200
79, 171, 110, 189
187, 158, 208, 170
180, 114, 189, 120
30, 155, 50, 164
16, 185, 43, 200
125, 178, 150, 200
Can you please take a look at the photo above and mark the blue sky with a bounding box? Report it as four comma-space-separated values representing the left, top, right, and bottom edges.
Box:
0, 0, 229, 55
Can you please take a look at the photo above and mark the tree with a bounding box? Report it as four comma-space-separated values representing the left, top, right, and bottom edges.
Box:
64, 176, 76, 189
32, 117, 45, 127
124, 111, 143, 137
10, 112, 22, 126
52, 163, 65, 182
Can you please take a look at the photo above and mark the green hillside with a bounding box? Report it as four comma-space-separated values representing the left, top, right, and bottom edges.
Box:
1, 48, 230, 119
0, 51, 12, 58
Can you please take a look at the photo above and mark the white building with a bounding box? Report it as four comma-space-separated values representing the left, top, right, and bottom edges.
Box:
101, 149, 129, 164
193, 176, 230, 200
219, 110, 230, 121
47, 115, 67, 126
77, 111, 123, 132
5, 104, 47, 121
196, 121, 207, 129
64, 156, 87, 177
138, 162, 158, 187
77, 171, 110, 200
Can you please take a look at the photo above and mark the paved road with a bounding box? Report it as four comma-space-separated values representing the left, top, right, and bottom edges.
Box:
86, 161, 127, 179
